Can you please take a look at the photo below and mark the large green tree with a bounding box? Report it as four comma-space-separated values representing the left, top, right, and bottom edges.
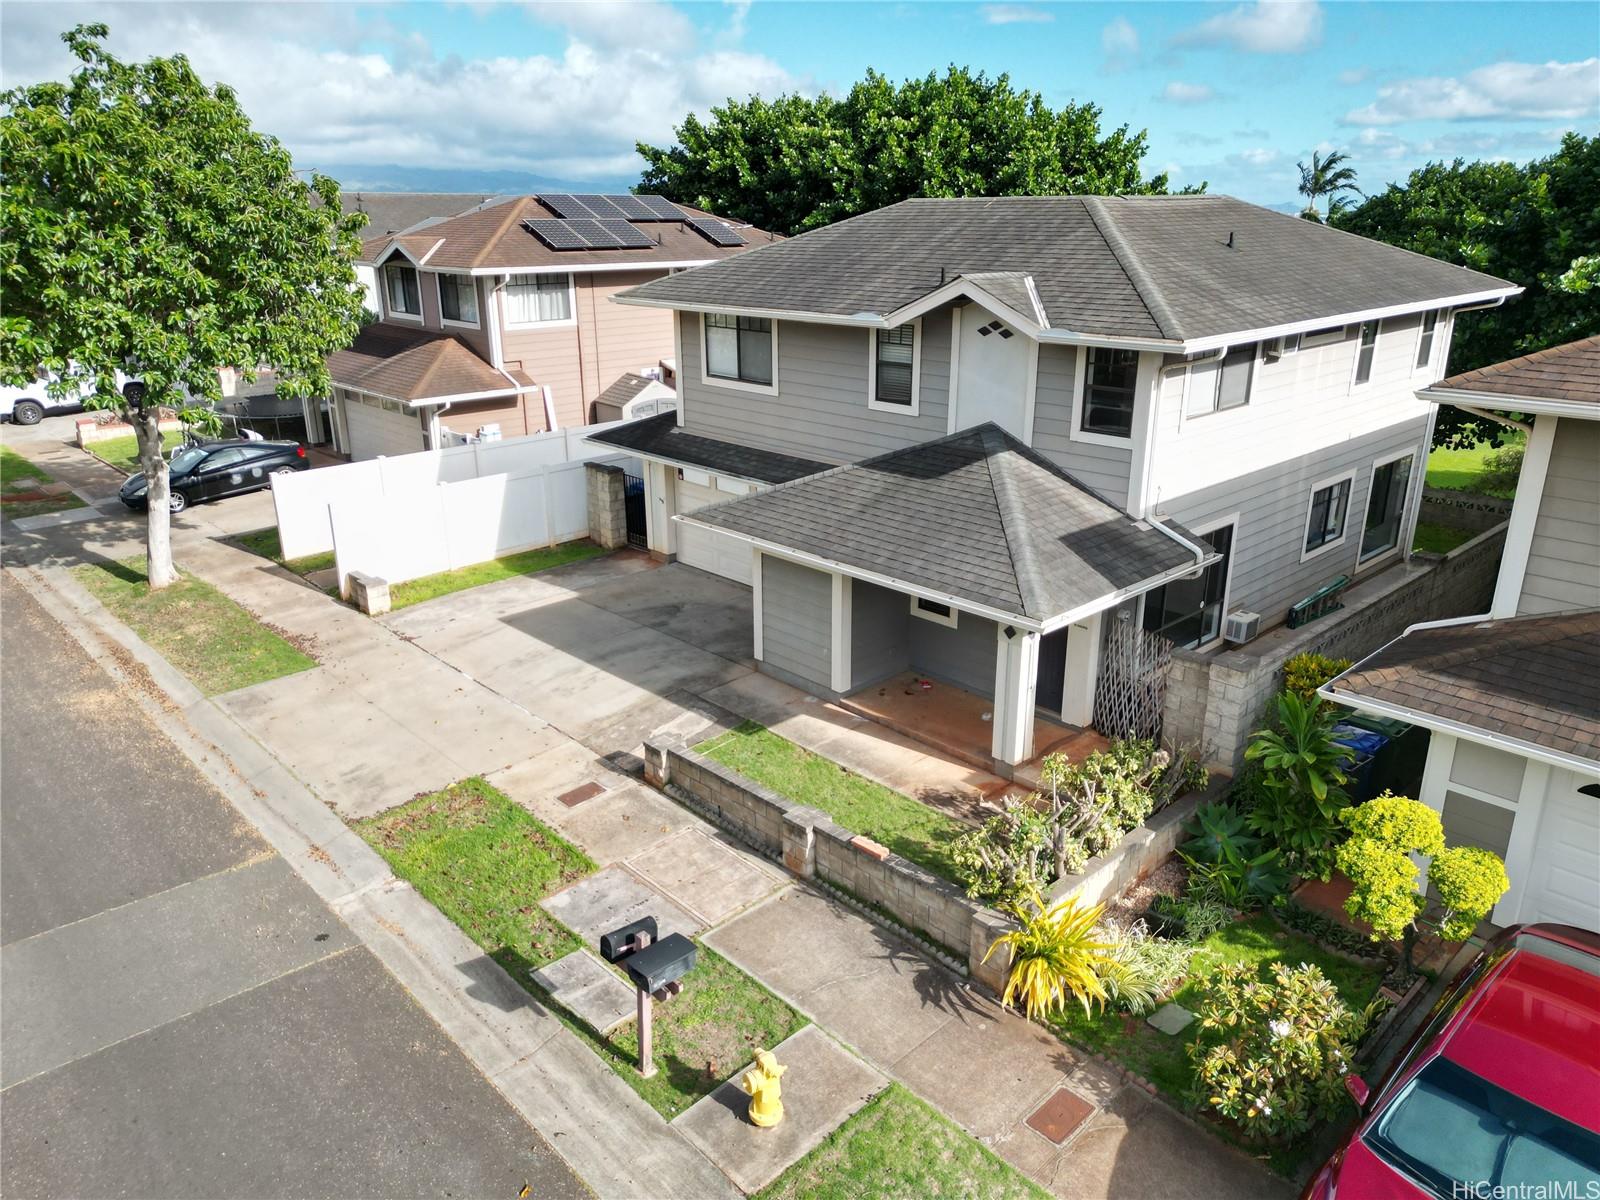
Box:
0, 25, 366, 586
1334, 133, 1599, 447
638, 66, 1180, 236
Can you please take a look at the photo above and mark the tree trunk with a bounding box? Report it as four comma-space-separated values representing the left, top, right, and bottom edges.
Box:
134, 409, 178, 589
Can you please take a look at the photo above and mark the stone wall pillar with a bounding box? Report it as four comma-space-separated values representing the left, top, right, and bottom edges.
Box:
585, 461, 628, 549
782, 807, 826, 878
969, 908, 1017, 998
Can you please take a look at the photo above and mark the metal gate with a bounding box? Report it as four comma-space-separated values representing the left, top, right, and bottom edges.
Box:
623, 471, 647, 549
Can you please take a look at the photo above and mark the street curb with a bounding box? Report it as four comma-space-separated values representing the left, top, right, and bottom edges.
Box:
7, 560, 737, 1200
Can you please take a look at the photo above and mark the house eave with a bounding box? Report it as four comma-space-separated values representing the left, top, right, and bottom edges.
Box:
1415, 385, 1600, 420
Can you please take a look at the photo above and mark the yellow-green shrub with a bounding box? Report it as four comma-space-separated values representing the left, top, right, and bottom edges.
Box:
1282, 652, 1354, 703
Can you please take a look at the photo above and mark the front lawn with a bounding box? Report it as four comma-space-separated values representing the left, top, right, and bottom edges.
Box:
696, 721, 968, 884
84, 429, 185, 474
75, 557, 316, 694
755, 1083, 1049, 1200
1412, 521, 1474, 555
1, 445, 85, 519
388, 540, 608, 609
1425, 434, 1521, 498
234, 526, 337, 577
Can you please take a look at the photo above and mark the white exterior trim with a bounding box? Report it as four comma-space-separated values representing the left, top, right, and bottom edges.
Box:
1061, 610, 1102, 727
1355, 446, 1420, 570
751, 548, 765, 660
1300, 467, 1359, 563
333, 382, 534, 410
1021, 337, 1040, 447
1412, 310, 1441, 377
503, 272, 578, 331
379, 257, 425, 323
909, 595, 959, 627
485, 276, 504, 368
991, 625, 1040, 766
1490, 415, 1558, 618
1125, 352, 1160, 515
673, 311, 687, 428
946, 305, 964, 434
1177, 511, 1239, 650
1348, 319, 1380, 391
830, 573, 852, 693
1069, 346, 1138, 450
865, 319, 923, 417
1416, 386, 1600, 420
885, 278, 1044, 338
699, 312, 779, 397
471, 260, 716, 278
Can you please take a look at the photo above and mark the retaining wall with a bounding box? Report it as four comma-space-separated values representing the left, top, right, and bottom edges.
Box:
1419, 486, 1513, 533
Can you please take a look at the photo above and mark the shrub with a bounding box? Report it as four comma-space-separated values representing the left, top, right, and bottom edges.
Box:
1182, 802, 1257, 864
1282, 652, 1353, 704
986, 890, 1114, 1021
1428, 846, 1511, 940
952, 799, 1051, 907
1478, 443, 1524, 494
1096, 922, 1193, 1014
1244, 693, 1352, 880
1181, 842, 1291, 908
1174, 893, 1233, 941
1190, 961, 1369, 1140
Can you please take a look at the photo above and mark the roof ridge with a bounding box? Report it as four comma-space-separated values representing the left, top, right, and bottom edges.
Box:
983, 427, 1046, 618
1081, 197, 1182, 340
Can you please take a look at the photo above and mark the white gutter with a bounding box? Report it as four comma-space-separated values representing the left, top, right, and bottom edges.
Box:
471, 260, 718, 278
335, 381, 538, 409
1417, 386, 1596, 422
577, 440, 834, 487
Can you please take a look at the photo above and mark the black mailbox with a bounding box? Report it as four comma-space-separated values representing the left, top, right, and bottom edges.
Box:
601, 916, 658, 963
622, 933, 696, 994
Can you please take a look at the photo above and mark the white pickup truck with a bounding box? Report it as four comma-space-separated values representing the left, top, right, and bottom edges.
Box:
0, 371, 92, 426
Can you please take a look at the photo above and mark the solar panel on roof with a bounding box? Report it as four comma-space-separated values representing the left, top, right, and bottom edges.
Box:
537, 194, 594, 219
563, 218, 627, 248
571, 194, 630, 220
638, 195, 685, 220
604, 194, 657, 220
523, 218, 589, 250
686, 216, 747, 247
596, 219, 654, 249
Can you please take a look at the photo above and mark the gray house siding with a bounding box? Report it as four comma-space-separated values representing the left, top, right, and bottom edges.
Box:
1519, 417, 1600, 615
1031, 344, 1133, 504
908, 611, 997, 696
759, 555, 833, 689
679, 309, 952, 465
851, 580, 910, 689
1159, 416, 1430, 630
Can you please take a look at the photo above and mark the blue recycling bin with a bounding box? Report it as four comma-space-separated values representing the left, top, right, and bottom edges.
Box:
1332, 724, 1388, 801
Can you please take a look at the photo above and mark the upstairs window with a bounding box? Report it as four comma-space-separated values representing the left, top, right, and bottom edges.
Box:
1415, 311, 1440, 371
505, 273, 572, 324
872, 324, 916, 409
1080, 348, 1138, 437
705, 314, 774, 387
1304, 473, 1354, 556
1353, 320, 1379, 386
383, 262, 421, 317
438, 274, 479, 325
1185, 343, 1257, 417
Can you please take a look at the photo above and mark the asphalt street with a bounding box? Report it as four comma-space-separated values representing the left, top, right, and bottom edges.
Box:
0, 571, 589, 1200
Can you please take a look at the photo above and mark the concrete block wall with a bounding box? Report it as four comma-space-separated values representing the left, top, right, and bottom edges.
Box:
1419, 487, 1513, 533
584, 461, 628, 550
811, 822, 975, 955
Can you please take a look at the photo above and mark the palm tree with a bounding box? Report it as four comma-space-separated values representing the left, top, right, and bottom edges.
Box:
1297, 150, 1361, 222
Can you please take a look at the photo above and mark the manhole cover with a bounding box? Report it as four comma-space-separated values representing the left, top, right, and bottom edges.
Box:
1025, 1087, 1094, 1145
557, 782, 606, 808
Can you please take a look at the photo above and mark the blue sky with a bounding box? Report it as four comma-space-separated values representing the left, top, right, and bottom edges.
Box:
2, 1, 1595, 207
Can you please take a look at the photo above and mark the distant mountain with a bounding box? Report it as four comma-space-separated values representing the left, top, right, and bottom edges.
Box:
1264, 200, 1305, 215
308, 163, 635, 196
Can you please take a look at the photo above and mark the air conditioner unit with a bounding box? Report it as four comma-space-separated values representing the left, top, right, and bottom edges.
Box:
1223, 610, 1262, 644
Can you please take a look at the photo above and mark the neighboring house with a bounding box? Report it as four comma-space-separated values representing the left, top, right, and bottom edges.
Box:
324, 194, 771, 461
339, 192, 500, 315
589, 194, 1519, 774
1322, 336, 1600, 930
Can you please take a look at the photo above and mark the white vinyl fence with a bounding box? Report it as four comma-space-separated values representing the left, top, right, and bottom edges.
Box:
268, 423, 636, 597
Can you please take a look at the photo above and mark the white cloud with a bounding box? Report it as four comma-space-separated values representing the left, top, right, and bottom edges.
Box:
723, 0, 753, 43
1344, 58, 1599, 125
1235, 147, 1281, 166
1173, 0, 1323, 54
523, 1, 696, 55
0, 2, 804, 184
1101, 16, 1138, 69
1336, 66, 1371, 87
1161, 81, 1217, 104
980, 4, 1053, 25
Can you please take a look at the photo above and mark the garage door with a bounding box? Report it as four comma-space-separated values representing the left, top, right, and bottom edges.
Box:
343, 394, 425, 462
1521, 769, 1600, 927
676, 477, 753, 585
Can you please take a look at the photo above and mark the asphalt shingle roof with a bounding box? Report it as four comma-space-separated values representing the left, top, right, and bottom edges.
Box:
681, 423, 1209, 622
1324, 610, 1600, 765
340, 192, 500, 239
1429, 335, 1600, 410
621, 195, 1517, 343
587, 412, 829, 485
328, 323, 518, 404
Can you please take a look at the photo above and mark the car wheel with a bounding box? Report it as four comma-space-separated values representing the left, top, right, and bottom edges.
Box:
168, 490, 190, 514
12, 400, 44, 426
272, 466, 296, 476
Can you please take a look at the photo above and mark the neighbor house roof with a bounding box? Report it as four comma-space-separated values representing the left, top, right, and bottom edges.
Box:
328, 322, 529, 406
1321, 610, 1600, 769
364, 196, 778, 273
340, 192, 500, 239
1418, 335, 1600, 418
587, 412, 828, 485
676, 422, 1213, 626
617, 195, 1518, 348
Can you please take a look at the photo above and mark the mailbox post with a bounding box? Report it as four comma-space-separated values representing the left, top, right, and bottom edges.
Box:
601, 918, 696, 1079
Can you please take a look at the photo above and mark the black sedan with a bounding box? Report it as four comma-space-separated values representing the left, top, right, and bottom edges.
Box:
120, 439, 310, 513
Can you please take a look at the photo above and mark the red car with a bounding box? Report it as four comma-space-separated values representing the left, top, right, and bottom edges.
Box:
1303, 924, 1600, 1200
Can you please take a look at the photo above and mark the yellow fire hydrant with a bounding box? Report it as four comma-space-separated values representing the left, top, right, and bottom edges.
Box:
741, 1048, 787, 1128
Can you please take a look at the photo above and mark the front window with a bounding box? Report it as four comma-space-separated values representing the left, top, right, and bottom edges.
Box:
874, 324, 915, 407
1081, 348, 1138, 437
505, 273, 571, 324
383, 262, 421, 317
439, 274, 478, 325
1143, 524, 1233, 648
1416, 311, 1439, 371
1353, 319, 1379, 385
1305, 476, 1353, 553
1363, 1057, 1600, 1200
1186, 344, 1256, 417
1361, 454, 1414, 560
705, 314, 773, 386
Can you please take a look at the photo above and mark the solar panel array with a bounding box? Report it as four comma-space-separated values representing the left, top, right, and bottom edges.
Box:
686, 216, 747, 247
523, 217, 654, 251
539, 193, 684, 222
525, 193, 749, 253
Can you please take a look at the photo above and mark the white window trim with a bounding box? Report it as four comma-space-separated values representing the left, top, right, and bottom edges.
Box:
1177, 344, 1260, 429
1301, 467, 1359, 562
866, 318, 922, 416
1356, 447, 1417, 569
381, 261, 423, 324
909, 595, 959, 628
699, 312, 779, 396
502, 272, 577, 331
1069, 347, 1138, 448
1413, 310, 1440, 377
1349, 320, 1380, 390
436, 273, 482, 330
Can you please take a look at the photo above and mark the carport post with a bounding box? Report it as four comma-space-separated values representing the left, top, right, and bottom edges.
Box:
992, 624, 1040, 768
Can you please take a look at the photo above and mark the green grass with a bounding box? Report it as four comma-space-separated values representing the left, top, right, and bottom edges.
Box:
1425, 434, 1522, 498
696, 721, 969, 884
84, 430, 184, 474
388, 540, 608, 609
233, 526, 337, 577
75, 557, 316, 694
0, 445, 86, 519
1412, 521, 1475, 555
353, 776, 807, 1120
755, 1083, 1050, 1200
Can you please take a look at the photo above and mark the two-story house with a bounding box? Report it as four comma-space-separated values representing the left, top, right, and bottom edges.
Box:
324, 194, 772, 460
588, 195, 1519, 775
1322, 336, 1600, 930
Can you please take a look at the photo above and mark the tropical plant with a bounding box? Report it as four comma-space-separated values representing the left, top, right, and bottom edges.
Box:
1181, 840, 1291, 908
1190, 961, 1370, 1140
1244, 693, 1352, 880
1039, 739, 1167, 877
1282, 652, 1354, 704
1182, 802, 1257, 864
1296, 150, 1361, 221
951, 797, 1052, 907
1157, 892, 1233, 942
1096, 922, 1193, 1014
985, 890, 1115, 1021
0, 25, 366, 588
